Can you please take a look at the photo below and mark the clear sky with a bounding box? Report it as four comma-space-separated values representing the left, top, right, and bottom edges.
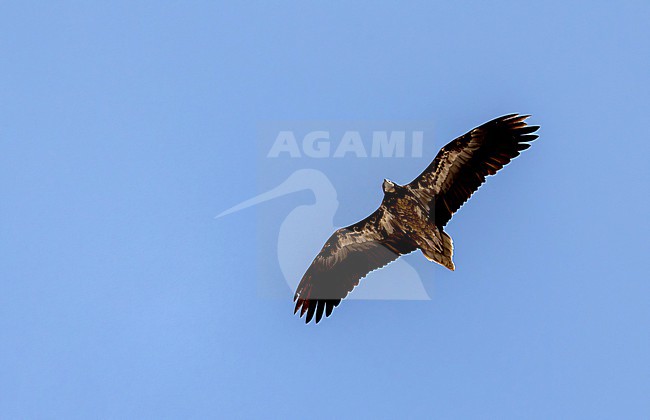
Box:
2, 1, 649, 419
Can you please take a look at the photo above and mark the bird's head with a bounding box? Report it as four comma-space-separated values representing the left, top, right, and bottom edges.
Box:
382, 179, 397, 194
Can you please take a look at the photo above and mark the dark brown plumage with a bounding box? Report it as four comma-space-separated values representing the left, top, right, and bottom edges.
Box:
294, 114, 539, 323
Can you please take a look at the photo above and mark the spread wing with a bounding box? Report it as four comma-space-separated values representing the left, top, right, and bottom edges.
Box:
293, 207, 416, 324
409, 114, 539, 228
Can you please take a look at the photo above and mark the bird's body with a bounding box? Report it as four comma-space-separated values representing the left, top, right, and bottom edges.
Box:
294, 114, 540, 323
383, 181, 455, 270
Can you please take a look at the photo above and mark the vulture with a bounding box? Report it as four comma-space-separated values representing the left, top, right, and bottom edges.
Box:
294, 114, 539, 323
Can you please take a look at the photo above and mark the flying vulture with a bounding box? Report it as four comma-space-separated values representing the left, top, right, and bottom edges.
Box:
294, 114, 539, 323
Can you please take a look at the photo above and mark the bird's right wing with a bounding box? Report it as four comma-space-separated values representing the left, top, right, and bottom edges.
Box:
293, 208, 416, 324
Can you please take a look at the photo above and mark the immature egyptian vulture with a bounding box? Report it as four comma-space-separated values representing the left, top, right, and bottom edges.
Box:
294, 114, 540, 323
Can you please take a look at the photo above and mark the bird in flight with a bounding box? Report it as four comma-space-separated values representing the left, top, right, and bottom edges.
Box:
294, 114, 540, 323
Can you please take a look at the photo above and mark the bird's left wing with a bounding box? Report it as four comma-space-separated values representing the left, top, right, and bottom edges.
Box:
408, 114, 539, 228
293, 208, 416, 324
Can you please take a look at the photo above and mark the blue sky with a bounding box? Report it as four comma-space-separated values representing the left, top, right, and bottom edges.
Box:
1, 1, 649, 418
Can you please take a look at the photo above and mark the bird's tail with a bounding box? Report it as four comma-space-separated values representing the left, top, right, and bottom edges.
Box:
420, 230, 455, 271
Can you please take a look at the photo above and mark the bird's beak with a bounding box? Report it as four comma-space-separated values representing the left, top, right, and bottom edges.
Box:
215, 177, 301, 219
